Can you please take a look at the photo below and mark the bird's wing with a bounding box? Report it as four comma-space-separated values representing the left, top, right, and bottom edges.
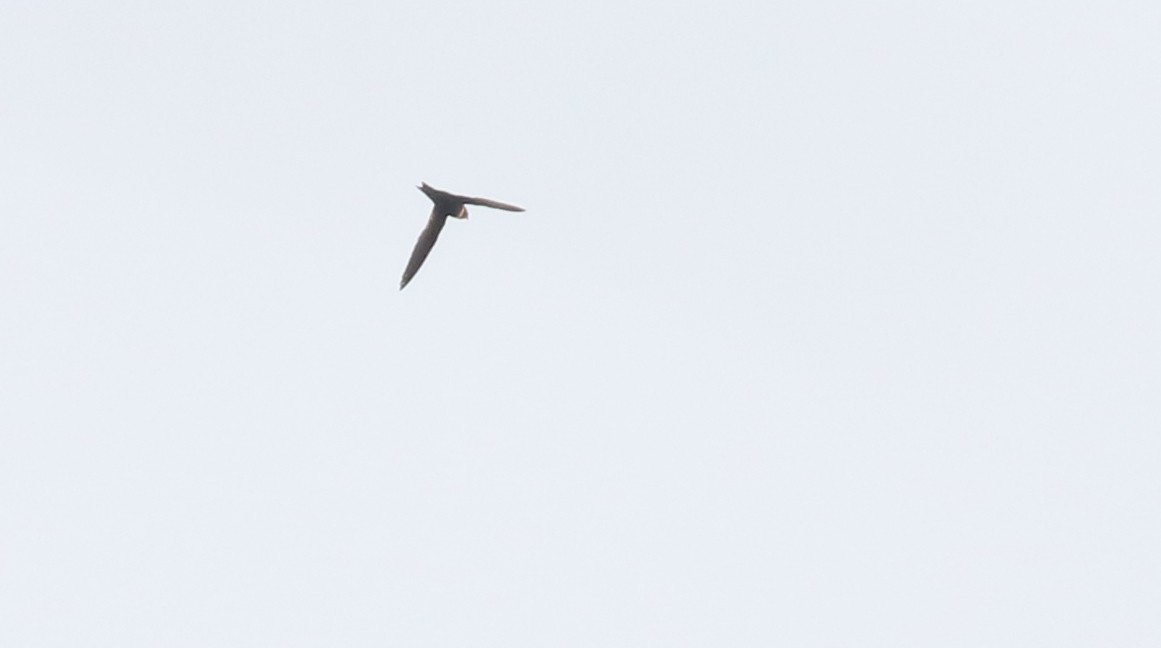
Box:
460, 195, 525, 212
400, 210, 448, 289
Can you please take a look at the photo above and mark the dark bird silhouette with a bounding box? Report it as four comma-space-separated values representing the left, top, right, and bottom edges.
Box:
400, 182, 525, 290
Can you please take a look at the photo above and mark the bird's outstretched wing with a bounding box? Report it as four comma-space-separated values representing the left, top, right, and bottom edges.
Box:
460, 195, 525, 212
400, 210, 448, 289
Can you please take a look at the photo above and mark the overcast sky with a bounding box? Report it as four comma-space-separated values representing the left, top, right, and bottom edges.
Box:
2, 1, 1159, 645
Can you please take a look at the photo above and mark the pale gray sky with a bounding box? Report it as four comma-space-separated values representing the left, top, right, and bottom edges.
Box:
2, 1, 1159, 645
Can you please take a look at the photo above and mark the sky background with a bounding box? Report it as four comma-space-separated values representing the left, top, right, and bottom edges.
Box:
2, 1, 1159, 645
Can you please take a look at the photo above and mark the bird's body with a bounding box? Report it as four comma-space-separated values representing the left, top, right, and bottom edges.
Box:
400, 183, 525, 289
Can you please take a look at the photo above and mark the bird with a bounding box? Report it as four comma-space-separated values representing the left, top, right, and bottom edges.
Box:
400, 182, 525, 290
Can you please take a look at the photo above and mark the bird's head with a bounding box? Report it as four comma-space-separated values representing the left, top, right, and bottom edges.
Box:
453, 205, 469, 219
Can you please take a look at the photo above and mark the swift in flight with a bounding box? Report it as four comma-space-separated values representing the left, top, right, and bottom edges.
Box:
400, 183, 525, 290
